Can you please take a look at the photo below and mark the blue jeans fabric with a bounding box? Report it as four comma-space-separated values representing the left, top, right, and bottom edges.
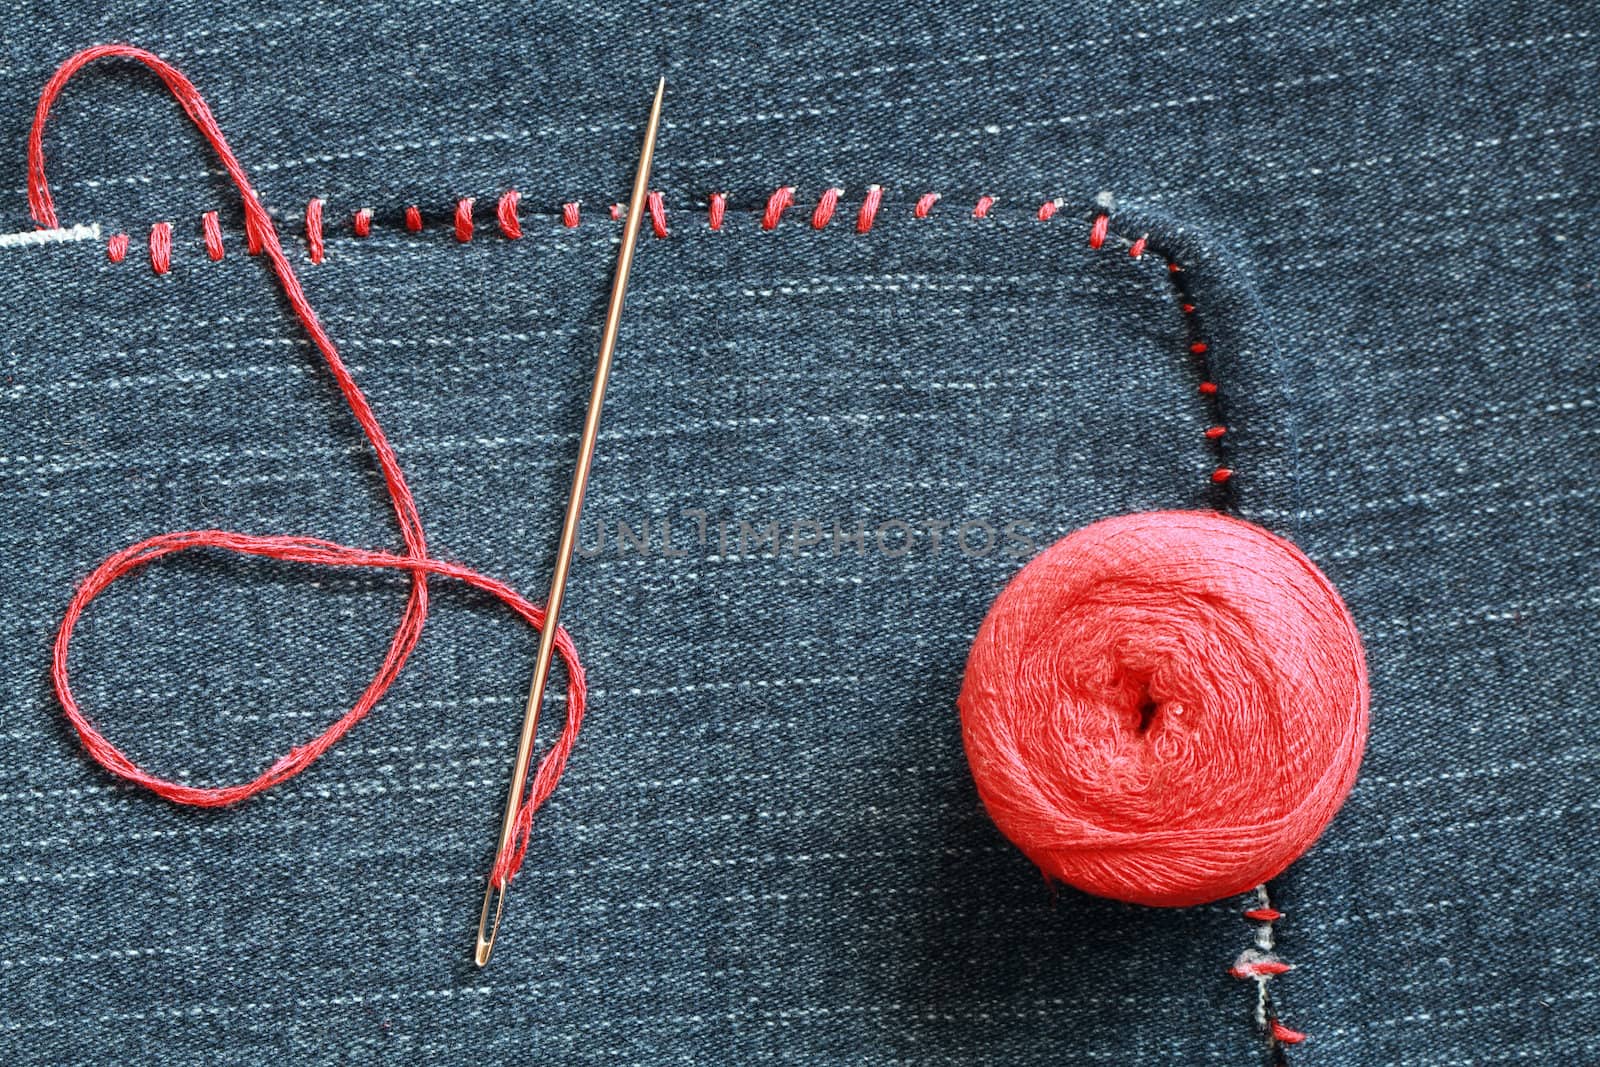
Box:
0, 3, 1595, 1064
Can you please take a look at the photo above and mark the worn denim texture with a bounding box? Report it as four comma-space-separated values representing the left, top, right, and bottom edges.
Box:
0, 2, 1595, 1064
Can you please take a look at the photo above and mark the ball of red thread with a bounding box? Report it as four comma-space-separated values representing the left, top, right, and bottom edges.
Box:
959, 510, 1368, 907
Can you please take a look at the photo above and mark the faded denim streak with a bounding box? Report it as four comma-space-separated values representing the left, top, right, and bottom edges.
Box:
0, 2, 1595, 1065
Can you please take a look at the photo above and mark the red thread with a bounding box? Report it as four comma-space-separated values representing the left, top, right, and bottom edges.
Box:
404, 204, 422, 232
1212, 467, 1235, 484
811, 187, 842, 229
562, 201, 581, 228
1244, 906, 1281, 921
960, 511, 1369, 907
106, 231, 128, 262
973, 195, 995, 219
1181, 302, 1196, 314
201, 209, 224, 261
913, 192, 940, 218
608, 202, 623, 221
761, 186, 794, 230
1088, 213, 1109, 249
707, 192, 726, 231
1190, 341, 1209, 354
646, 189, 668, 238
1271, 1021, 1308, 1045
243, 210, 266, 255
496, 190, 521, 239
1230, 959, 1294, 979
1037, 199, 1059, 221
1129, 234, 1148, 259
1199, 381, 1219, 396
28, 44, 587, 891
1168, 261, 1182, 273
1205, 425, 1228, 440
148, 220, 171, 274
352, 207, 371, 238
454, 198, 474, 243
856, 184, 882, 233
305, 198, 325, 264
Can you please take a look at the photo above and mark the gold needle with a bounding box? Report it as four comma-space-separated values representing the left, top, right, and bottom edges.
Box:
474, 75, 666, 968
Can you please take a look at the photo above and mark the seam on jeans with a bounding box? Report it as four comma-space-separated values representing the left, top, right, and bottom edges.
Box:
1231, 885, 1308, 1060
81, 190, 1233, 494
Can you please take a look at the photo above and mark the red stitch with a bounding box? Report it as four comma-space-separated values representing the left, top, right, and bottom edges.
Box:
454, 198, 474, 243
609, 202, 624, 221
1212, 468, 1234, 484
1181, 302, 1196, 314
27, 45, 588, 893
1191, 341, 1209, 354
305, 198, 325, 264
707, 192, 726, 231
811, 186, 842, 229
1129, 234, 1148, 259
352, 207, 371, 238
201, 209, 224, 261
1271, 1021, 1308, 1045
646, 189, 668, 238
1205, 425, 1229, 440
762, 186, 795, 230
1037, 199, 1059, 221
1244, 906, 1280, 921
1088, 213, 1109, 249
148, 220, 171, 274
856, 184, 883, 233
562, 201, 581, 228
404, 205, 422, 232
1199, 381, 1219, 396
1168, 261, 1182, 273
973, 195, 995, 219
243, 209, 265, 255
913, 192, 940, 218
1230, 959, 1292, 980
496, 190, 522, 239
105, 232, 128, 262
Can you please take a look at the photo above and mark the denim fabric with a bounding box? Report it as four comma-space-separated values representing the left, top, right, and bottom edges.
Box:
0, 2, 1596, 1065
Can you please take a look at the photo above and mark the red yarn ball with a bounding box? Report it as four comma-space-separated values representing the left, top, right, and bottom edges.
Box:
959, 510, 1368, 906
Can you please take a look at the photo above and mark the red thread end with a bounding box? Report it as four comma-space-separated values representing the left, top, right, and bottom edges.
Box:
497, 190, 522, 239
609, 203, 624, 221
1204, 425, 1228, 440
305, 198, 325, 264
811, 187, 842, 230
404, 205, 423, 232
201, 210, 224, 261
1243, 906, 1280, 921
762, 186, 795, 230
707, 192, 726, 231
1271, 1021, 1308, 1045
1199, 381, 1219, 396
352, 208, 372, 238
1129, 234, 1148, 259
106, 232, 128, 263
454, 198, 474, 243
149, 221, 171, 274
973, 195, 995, 219
1212, 468, 1234, 484
562, 201, 581, 228
646, 190, 668, 238
856, 184, 883, 234
913, 192, 940, 219
1168, 261, 1183, 273
1037, 199, 1059, 221
1088, 213, 1109, 249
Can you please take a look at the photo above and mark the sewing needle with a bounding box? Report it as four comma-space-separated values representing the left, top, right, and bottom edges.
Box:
474, 75, 665, 968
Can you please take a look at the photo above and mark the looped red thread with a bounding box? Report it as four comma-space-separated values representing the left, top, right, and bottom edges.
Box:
561, 200, 581, 228
454, 197, 474, 243
148, 220, 171, 273
645, 189, 668, 238
201, 209, 224, 261
856, 184, 882, 233
972, 195, 995, 219
761, 186, 794, 230
706, 192, 726, 231
29, 44, 587, 890
811, 187, 842, 229
105, 231, 128, 262
404, 204, 423, 232
352, 207, 372, 238
305, 197, 325, 263
913, 192, 939, 219
496, 189, 521, 239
